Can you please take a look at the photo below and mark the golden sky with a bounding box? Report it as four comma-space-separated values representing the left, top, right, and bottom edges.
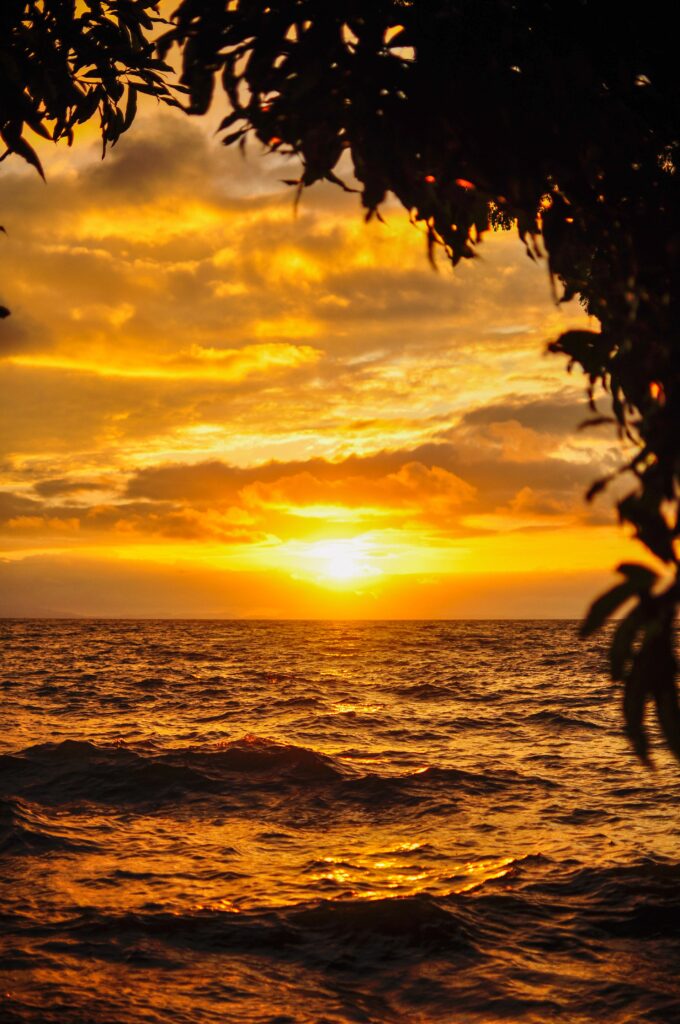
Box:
0, 106, 640, 617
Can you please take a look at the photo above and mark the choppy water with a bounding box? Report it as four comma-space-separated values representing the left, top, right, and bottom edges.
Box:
1, 620, 680, 1024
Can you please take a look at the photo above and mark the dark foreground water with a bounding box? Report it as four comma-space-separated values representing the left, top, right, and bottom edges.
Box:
1, 620, 680, 1024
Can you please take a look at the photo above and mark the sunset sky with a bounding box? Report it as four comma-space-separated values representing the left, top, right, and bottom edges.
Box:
0, 104, 640, 617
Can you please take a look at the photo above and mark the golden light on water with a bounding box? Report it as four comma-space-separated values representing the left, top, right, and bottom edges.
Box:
6, 614, 680, 1023
309, 849, 519, 901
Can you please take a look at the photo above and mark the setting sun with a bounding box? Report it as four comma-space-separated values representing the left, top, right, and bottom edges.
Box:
307, 538, 382, 583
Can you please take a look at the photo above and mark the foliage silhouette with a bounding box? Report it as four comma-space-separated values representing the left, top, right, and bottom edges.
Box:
0, 1, 177, 173
2, 1, 678, 760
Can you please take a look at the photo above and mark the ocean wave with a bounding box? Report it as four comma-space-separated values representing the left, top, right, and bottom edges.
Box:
5, 852, 680, 1023
525, 709, 604, 731
187, 736, 345, 781
0, 737, 349, 806
132, 676, 167, 691
0, 740, 214, 806
409, 764, 557, 791
342, 764, 556, 808
0, 736, 559, 812
11, 856, 677, 967
519, 857, 680, 939
3, 892, 474, 965
290, 893, 474, 956
391, 681, 456, 700
0, 798, 97, 856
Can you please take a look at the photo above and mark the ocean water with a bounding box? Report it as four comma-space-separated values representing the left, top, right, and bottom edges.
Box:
1, 619, 680, 1024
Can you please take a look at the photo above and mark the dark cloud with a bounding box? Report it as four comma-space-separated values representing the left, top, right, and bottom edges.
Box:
0, 492, 264, 544
0, 490, 41, 518
125, 460, 249, 501
459, 393, 610, 435
124, 440, 603, 514
0, 307, 53, 356
33, 478, 109, 498
88, 119, 214, 201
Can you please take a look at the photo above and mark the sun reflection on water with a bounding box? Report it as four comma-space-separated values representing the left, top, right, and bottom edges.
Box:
309, 847, 518, 901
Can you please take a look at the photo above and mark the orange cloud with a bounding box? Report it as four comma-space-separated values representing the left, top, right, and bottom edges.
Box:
0, 107, 632, 615
241, 462, 476, 523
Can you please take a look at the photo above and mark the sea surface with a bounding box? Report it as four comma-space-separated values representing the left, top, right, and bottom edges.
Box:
1, 619, 680, 1024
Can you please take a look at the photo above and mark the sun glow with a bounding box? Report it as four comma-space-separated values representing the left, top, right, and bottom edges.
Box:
307, 538, 382, 583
